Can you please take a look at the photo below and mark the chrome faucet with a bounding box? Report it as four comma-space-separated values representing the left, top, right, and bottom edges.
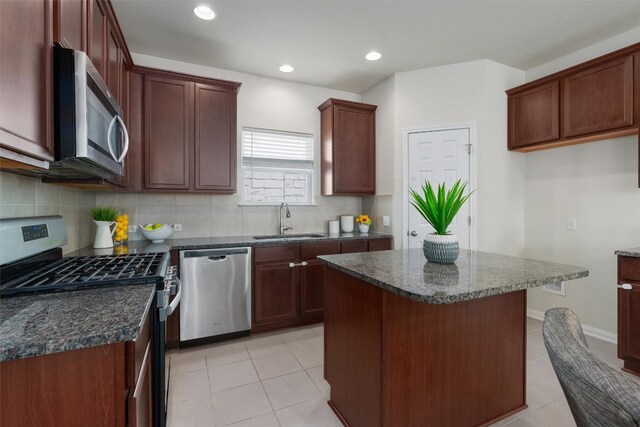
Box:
279, 202, 292, 235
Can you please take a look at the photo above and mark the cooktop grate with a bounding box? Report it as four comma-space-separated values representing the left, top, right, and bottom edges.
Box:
0, 252, 169, 297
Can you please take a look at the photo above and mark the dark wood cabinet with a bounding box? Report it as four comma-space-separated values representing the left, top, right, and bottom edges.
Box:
251, 238, 391, 333
193, 83, 237, 192
506, 43, 639, 153
508, 82, 559, 149
319, 98, 376, 195
0, 0, 54, 163
254, 261, 299, 326
106, 21, 121, 100
53, 0, 86, 50
138, 68, 241, 193
369, 237, 393, 251
0, 310, 151, 426
88, 0, 106, 80
563, 56, 634, 138
144, 75, 192, 190
617, 255, 640, 377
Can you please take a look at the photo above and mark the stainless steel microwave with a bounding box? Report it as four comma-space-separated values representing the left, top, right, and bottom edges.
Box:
51, 46, 128, 179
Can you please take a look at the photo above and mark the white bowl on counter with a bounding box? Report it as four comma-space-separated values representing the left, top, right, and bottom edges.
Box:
139, 224, 174, 243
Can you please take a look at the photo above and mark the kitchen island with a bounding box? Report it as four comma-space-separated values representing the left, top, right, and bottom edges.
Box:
318, 248, 588, 427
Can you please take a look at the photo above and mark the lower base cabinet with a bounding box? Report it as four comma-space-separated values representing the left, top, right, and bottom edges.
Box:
252, 237, 392, 333
0, 311, 151, 426
618, 255, 640, 377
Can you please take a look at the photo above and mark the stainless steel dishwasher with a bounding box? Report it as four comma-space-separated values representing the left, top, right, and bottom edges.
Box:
179, 247, 251, 344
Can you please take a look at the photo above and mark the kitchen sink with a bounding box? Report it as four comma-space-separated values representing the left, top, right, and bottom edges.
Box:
253, 233, 324, 240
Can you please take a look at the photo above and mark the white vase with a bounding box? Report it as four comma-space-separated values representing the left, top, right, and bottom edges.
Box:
423, 233, 459, 263
358, 224, 370, 233
93, 220, 116, 249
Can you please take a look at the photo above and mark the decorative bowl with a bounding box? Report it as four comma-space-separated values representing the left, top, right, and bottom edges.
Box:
139, 224, 174, 243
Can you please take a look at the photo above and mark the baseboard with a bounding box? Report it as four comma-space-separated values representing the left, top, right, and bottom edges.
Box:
527, 308, 617, 344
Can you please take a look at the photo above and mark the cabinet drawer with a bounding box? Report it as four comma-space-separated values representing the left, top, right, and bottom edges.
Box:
369, 238, 392, 252
300, 242, 341, 260
254, 245, 299, 263
341, 240, 368, 254
619, 256, 640, 284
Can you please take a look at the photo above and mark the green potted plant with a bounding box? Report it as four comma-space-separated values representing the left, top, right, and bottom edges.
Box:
409, 179, 475, 263
90, 206, 119, 249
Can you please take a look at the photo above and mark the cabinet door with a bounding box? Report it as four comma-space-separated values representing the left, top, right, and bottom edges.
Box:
341, 240, 368, 254
106, 21, 121, 101
194, 83, 237, 192
333, 106, 376, 194
618, 256, 640, 370
144, 76, 192, 190
53, 0, 85, 50
0, 0, 54, 161
563, 56, 634, 138
88, 0, 106, 80
253, 262, 299, 326
128, 341, 152, 427
300, 260, 326, 321
508, 81, 559, 149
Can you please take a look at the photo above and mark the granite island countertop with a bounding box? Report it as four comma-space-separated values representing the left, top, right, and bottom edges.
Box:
68, 231, 392, 256
0, 284, 155, 362
615, 247, 640, 258
318, 248, 588, 304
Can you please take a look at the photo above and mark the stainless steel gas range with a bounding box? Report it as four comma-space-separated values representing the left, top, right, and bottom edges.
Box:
0, 215, 180, 427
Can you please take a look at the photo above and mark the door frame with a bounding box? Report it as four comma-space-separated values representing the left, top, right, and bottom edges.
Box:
401, 122, 478, 250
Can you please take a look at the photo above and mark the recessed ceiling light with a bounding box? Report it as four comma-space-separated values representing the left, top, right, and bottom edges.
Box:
366, 51, 382, 61
279, 64, 294, 73
193, 5, 215, 20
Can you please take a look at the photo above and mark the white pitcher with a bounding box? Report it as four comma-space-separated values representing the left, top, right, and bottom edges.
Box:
93, 220, 116, 249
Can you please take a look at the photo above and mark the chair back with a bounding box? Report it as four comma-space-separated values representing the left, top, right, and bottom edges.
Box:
542, 307, 640, 427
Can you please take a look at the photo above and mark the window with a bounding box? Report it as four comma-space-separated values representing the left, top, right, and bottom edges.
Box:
242, 128, 314, 205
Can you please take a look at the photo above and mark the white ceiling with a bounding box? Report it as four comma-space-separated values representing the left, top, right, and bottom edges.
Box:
112, 0, 640, 93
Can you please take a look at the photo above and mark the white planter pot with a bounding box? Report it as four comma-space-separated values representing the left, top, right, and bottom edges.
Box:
358, 224, 370, 233
423, 233, 459, 263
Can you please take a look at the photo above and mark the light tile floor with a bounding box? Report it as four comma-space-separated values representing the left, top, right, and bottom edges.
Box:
167, 318, 639, 427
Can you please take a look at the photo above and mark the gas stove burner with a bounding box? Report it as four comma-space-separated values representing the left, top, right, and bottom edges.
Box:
0, 252, 170, 297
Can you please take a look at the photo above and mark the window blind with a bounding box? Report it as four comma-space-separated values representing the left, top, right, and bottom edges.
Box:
242, 128, 313, 164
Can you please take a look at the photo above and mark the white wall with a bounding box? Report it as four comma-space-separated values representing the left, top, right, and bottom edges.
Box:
524, 29, 640, 337
363, 60, 526, 255
97, 54, 363, 239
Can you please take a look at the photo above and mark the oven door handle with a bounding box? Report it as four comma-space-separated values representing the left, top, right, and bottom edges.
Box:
159, 277, 182, 322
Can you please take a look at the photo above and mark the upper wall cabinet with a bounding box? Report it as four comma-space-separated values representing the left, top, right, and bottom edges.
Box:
507, 43, 640, 152
53, 0, 86, 51
318, 98, 377, 195
0, 0, 54, 165
138, 67, 241, 194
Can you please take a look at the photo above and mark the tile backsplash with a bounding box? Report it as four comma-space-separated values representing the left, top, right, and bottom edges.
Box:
0, 171, 96, 253
96, 192, 363, 239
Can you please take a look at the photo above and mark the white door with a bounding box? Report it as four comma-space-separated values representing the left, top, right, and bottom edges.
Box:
406, 128, 472, 249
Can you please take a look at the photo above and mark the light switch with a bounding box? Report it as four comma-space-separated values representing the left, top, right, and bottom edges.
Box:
567, 218, 577, 231
382, 216, 390, 226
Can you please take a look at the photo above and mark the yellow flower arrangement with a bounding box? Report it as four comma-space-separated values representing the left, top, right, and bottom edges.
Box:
355, 214, 372, 225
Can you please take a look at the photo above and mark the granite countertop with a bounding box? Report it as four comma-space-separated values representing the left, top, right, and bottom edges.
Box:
68, 231, 392, 256
0, 284, 155, 362
615, 247, 640, 258
318, 249, 588, 304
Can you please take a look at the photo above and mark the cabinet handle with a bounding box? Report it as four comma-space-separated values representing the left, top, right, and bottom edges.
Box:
289, 261, 308, 268
618, 283, 633, 290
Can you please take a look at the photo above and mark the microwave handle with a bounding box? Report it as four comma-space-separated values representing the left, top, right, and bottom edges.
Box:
106, 115, 130, 163
115, 115, 129, 163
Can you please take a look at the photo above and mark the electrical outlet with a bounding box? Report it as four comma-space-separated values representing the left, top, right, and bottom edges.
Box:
543, 281, 566, 296
173, 224, 182, 231
128, 225, 137, 233
382, 216, 390, 227
567, 218, 577, 231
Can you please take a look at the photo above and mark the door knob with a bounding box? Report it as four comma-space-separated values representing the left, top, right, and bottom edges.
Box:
410, 230, 418, 237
